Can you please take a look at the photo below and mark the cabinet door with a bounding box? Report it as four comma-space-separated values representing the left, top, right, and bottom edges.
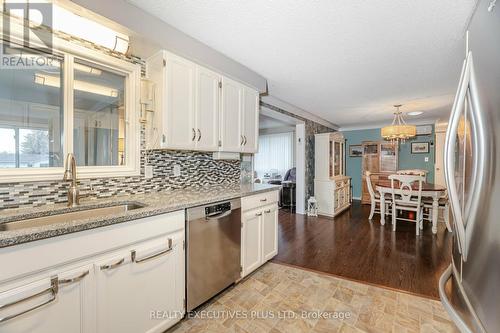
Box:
0, 265, 92, 333
242, 209, 263, 277
165, 54, 196, 150
262, 204, 278, 261
195, 66, 220, 151
95, 233, 184, 333
241, 87, 259, 153
220, 77, 242, 152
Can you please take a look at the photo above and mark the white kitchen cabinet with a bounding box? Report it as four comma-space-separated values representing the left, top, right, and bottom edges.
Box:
0, 210, 185, 333
146, 50, 259, 153
241, 87, 259, 153
195, 66, 220, 151
220, 78, 259, 153
146, 51, 195, 150
262, 204, 279, 261
242, 209, 263, 277
241, 191, 279, 277
164, 53, 196, 150
95, 232, 184, 333
220, 76, 243, 152
0, 264, 93, 333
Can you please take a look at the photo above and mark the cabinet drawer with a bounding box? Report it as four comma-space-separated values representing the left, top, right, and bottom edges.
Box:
242, 190, 279, 211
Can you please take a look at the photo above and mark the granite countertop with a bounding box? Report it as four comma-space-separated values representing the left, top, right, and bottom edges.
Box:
0, 183, 280, 248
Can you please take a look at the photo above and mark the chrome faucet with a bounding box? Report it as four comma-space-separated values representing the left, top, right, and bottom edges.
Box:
63, 153, 80, 207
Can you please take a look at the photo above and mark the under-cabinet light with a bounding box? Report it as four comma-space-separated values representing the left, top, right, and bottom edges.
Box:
53, 5, 130, 54
5, 2, 130, 54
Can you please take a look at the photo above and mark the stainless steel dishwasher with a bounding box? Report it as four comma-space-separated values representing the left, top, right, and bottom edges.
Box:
186, 199, 241, 311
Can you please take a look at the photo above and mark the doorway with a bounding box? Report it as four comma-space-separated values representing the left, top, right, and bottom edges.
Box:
255, 106, 306, 214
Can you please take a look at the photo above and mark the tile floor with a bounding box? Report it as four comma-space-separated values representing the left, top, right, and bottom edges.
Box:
168, 262, 458, 333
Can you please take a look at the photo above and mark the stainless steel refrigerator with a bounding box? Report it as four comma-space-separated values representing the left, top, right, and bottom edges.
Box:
439, 1, 500, 332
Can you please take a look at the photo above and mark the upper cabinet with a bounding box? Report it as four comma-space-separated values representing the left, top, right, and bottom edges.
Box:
220, 77, 242, 152
146, 50, 259, 153
241, 87, 259, 153
195, 66, 220, 151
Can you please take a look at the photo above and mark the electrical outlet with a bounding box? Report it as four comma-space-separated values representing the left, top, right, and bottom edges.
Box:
173, 164, 181, 177
144, 165, 153, 179
424, 157, 429, 162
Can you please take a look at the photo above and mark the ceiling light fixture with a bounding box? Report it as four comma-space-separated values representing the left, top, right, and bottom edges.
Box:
407, 111, 423, 116
34, 73, 119, 97
381, 104, 417, 143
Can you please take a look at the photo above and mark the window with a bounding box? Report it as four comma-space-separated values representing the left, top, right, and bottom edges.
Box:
73, 60, 126, 167
0, 41, 140, 181
254, 132, 295, 180
0, 53, 64, 169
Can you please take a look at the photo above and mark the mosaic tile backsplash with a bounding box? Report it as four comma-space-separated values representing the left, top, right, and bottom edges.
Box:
0, 150, 241, 210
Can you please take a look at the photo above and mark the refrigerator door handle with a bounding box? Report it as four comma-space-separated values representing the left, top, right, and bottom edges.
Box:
439, 265, 474, 333
461, 54, 487, 261
445, 53, 469, 257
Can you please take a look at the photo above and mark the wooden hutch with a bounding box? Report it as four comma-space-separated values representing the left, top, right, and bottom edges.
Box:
361, 141, 398, 204
314, 132, 351, 217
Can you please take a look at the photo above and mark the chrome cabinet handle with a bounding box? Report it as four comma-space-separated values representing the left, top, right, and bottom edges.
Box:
197, 129, 201, 141
131, 239, 173, 264
100, 258, 125, 270
58, 270, 89, 285
260, 198, 267, 202
192, 128, 196, 141
255, 212, 263, 217
0, 277, 58, 324
240, 135, 244, 145
264, 209, 271, 213
162, 134, 166, 143
243, 136, 247, 145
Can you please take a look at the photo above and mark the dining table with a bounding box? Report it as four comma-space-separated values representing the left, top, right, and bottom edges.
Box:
375, 180, 447, 234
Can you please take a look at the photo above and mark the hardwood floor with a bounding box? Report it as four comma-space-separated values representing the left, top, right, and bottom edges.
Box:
272, 201, 452, 299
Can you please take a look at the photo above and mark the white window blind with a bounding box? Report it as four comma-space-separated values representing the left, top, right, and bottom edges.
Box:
254, 132, 294, 179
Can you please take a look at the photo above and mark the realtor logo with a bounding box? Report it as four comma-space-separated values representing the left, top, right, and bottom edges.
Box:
1, 1, 56, 69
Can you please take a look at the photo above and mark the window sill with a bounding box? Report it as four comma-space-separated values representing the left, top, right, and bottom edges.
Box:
0, 166, 141, 183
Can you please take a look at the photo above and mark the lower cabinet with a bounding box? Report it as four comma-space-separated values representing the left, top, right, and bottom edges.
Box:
95, 232, 184, 333
0, 265, 92, 333
242, 209, 263, 276
0, 211, 185, 333
314, 177, 351, 217
262, 205, 279, 261
241, 190, 279, 278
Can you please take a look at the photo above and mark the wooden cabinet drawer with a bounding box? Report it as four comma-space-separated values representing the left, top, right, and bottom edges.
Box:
242, 190, 279, 211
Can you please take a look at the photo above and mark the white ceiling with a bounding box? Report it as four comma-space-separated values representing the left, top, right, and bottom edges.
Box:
127, 0, 477, 128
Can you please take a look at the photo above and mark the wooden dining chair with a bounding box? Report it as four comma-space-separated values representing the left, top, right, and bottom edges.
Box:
422, 191, 452, 232
365, 171, 392, 220
389, 174, 425, 235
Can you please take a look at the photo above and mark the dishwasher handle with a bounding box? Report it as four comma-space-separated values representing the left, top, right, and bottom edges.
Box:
205, 210, 232, 221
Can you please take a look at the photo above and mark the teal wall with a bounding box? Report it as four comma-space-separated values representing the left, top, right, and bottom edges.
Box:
343, 126, 435, 199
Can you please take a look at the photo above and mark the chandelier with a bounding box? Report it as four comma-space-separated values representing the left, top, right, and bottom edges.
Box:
381, 104, 416, 143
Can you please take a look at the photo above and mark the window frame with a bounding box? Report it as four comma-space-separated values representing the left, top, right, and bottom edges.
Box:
0, 34, 141, 182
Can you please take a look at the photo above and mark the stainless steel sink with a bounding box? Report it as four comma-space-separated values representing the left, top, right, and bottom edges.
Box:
0, 203, 146, 232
